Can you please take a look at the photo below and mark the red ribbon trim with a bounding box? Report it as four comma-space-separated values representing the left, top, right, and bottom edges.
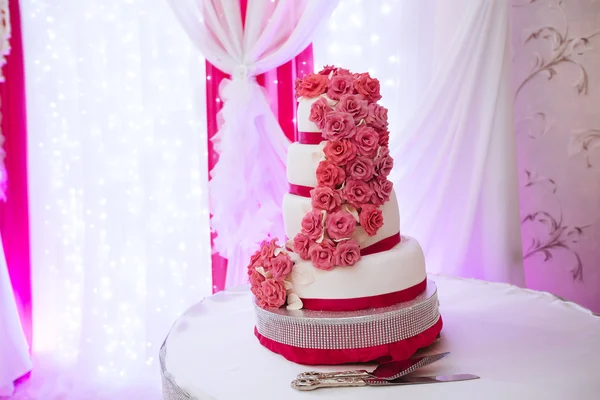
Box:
289, 183, 313, 198
298, 131, 324, 145
301, 278, 427, 312
360, 232, 401, 256
254, 316, 443, 365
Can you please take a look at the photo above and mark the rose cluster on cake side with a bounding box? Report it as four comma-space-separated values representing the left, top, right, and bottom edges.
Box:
291, 65, 394, 271
247, 238, 303, 310
248, 65, 396, 310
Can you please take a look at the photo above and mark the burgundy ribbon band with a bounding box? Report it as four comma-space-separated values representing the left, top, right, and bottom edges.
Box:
300, 278, 427, 312
289, 183, 313, 198
298, 131, 324, 145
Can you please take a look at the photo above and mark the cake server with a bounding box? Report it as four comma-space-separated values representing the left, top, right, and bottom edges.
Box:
296, 351, 450, 381
291, 373, 479, 391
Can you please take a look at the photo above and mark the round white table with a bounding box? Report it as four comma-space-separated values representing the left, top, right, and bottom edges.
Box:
161, 275, 600, 400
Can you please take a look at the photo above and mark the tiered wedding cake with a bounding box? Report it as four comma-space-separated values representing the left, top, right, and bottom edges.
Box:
247, 66, 442, 365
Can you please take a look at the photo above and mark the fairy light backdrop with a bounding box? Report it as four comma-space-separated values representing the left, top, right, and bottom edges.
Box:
313, 0, 438, 140
21, 0, 210, 393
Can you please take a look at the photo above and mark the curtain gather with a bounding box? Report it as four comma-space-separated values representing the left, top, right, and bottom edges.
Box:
167, 0, 338, 288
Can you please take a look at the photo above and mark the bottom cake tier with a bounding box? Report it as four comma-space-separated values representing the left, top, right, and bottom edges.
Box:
253, 279, 442, 365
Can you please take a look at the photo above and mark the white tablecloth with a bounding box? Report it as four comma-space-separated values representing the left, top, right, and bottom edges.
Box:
0, 239, 32, 397
163, 275, 600, 400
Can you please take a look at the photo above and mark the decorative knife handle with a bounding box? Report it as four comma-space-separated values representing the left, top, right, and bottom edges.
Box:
291, 376, 368, 391
296, 370, 371, 380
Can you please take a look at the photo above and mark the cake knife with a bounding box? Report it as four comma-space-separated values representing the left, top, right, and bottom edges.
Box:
296, 352, 450, 381
291, 373, 480, 391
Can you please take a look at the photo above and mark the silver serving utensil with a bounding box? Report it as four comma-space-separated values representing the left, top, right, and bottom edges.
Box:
296, 352, 450, 381
291, 373, 479, 391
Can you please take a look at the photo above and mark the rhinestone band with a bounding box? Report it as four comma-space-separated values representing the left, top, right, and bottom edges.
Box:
254, 280, 440, 350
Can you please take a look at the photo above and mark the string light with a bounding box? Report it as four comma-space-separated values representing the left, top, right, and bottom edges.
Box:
21, 0, 212, 387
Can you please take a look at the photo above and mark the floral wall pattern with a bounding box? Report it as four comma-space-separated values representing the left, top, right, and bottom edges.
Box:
511, 0, 600, 311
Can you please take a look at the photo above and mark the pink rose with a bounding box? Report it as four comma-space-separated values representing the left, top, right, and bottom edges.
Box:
370, 176, 393, 206
308, 239, 336, 270
295, 73, 329, 98
293, 232, 313, 260
318, 65, 336, 76
353, 126, 379, 157
247, 250, 264, 273
249, 269, 266, 297
343, 179, 374, 208
365, 103, 388, 130
378, 129, 390, 147
316, 160, 346, 188
258, 279, 287, 309
359, 204, 384, 236
327, 74, 354, 100
323, 111, 356, 141
375, 148, 394, 177
258, 238, 280, 267
301, 210, 324, 240
270, 252, 294, 281
326, 211, 357, 240
310, 187, 343, 212
334, 68, 353, 77
354, 73, 382, 103
335, 94, 368, 122
346, 156, 375, 181
308, 97, 332, 129
334, 239, 361, 267
323, 140, 358, 166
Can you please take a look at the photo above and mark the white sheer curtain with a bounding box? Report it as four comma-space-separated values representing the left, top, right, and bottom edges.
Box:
167, 0, 338, 288
315, 0, 524, 285
20, 0, 210, 397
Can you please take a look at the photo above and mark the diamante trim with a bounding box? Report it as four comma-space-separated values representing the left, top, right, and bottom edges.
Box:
254, 280, 440, 349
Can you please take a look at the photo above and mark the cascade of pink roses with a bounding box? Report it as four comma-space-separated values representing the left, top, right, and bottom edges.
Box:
247, 238, 297, 309
291, 66, 394, 271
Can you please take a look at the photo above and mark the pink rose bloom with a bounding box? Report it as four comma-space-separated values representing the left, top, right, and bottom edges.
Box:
308, 97, 332, 130
295, 73, 329, 98
378, 129, 390, 148
343, 179, 374, 208
346, 156, 375, 181
335, 94, 368, 122
258, 238, 280, 268
354, 73, 382, 103
310, 187, 343, 212
365, 103, 389, 130
326, 211, 357, 240
334, 239, 361, 267
258, 279, 287, 309
359, 204, 384, 236
323, 140, 358, 166
249, 268, 266, 297
247, 249, 264, 273
327, 74, 354, 100
301, 210, 324, 240
323, 111, 356, 141
375, 148, 394, 177
353, 126, 380, 157
270, 252, 294, 281
318, 65, 337, 76
370, 176, 394, 206
308, 239, 336, 270
316, 160, 346, 188
293, 232, 312, 260
334, 68, 353, 77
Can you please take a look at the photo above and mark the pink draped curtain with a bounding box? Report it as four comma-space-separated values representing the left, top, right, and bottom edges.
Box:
207, 45, 314, 292
0, 0, 31, 346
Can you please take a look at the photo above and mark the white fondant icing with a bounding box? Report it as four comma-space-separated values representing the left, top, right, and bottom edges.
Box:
282, 190, 400, 249
287, 142, 324, 188
289, 236, 426, 300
